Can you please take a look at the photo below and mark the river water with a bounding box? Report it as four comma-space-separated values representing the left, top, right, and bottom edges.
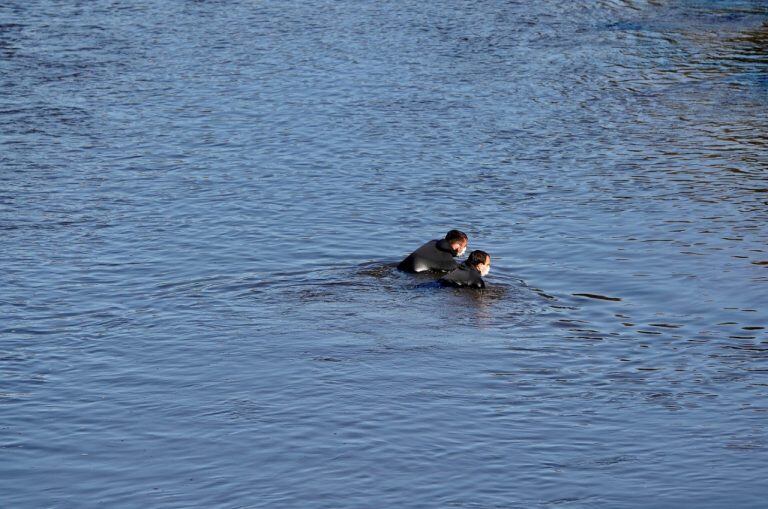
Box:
2, 0, 767, 507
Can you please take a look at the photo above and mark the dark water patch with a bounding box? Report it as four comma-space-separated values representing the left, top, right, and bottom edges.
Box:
572, 293, 622, 302
648, 323, 682, 329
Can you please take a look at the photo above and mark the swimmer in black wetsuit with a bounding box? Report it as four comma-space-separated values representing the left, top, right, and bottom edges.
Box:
439, 250, 491, 289
397, 230, 468, 273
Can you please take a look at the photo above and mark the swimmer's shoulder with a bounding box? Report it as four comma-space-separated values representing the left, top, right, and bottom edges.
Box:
439, 265, 485, 288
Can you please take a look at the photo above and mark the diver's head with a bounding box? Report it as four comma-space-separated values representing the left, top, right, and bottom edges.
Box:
467, 250, 491, 277
445, 229, 468, 257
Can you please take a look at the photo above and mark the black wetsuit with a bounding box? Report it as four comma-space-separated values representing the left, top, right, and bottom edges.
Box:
438, 263, 485, 289
397, 239, 459, 273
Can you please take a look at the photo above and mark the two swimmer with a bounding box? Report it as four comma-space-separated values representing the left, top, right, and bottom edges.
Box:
398, 230, 491, 289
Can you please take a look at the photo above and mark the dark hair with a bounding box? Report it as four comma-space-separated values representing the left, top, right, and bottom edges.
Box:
445, 230, 468, 244
467, 250, 490, 268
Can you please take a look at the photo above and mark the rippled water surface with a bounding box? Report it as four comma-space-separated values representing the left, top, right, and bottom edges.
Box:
2, 0, 767, 507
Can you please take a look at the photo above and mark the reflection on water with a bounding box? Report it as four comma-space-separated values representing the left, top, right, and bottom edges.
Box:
2, 0, 767, 507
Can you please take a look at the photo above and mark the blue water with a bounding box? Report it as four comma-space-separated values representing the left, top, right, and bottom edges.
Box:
2, 0, 767, 507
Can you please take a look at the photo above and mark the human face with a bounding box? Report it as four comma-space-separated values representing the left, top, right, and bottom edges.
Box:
477, 255, 491, 277
452, 240, 468, 257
